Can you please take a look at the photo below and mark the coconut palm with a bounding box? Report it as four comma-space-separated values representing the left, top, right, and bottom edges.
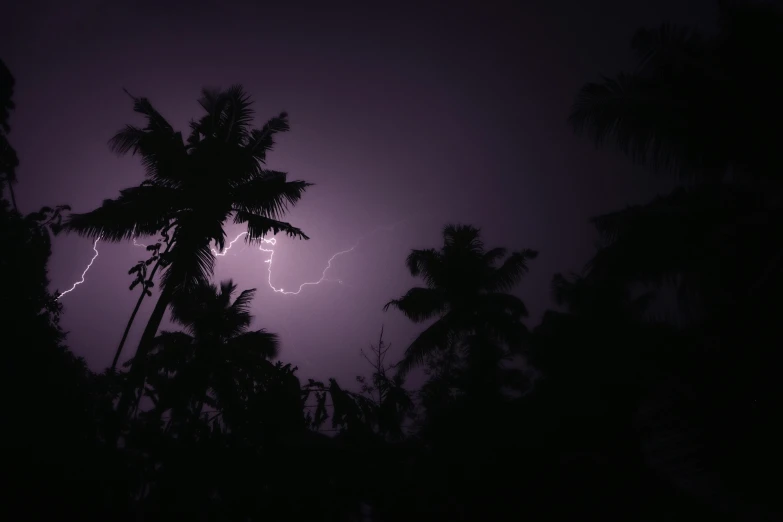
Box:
130, 280, 281, 426
384, 224, 537, 381
570, 1, 783, 327
569, 0, 783, 182
61, 86, 311, 412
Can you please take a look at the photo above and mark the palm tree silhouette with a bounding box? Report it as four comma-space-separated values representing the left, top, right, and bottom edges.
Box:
570, 1, 783, 327
569, 0, 783, 182
383, 224, 537, 387
129, 279, 280, 427
61, 86, 312, 415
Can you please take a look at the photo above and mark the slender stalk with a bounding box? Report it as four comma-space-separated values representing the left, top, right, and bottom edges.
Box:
7, 181, 17, 211
116, 286, 174, 420
111, 241, 172, 371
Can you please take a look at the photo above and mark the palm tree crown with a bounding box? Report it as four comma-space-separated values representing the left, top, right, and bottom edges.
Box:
60, 85, 312, 417
569, 1, 783, 182
384, 224, 537, 377
134, 280, 280, 422
63, 85, 311, 295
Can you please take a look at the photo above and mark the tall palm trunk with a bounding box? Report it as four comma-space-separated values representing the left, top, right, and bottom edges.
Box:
111, 242, 172, 371
7, 181, 17, 211
111, 287, 149, 371
116, 285, 174, 419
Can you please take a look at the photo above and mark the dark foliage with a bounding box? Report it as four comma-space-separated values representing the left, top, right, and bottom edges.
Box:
0, 58, 18, 208
4, 2, 783, 519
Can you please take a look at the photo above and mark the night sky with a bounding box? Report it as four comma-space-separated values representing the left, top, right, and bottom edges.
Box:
3, 0, 714, 385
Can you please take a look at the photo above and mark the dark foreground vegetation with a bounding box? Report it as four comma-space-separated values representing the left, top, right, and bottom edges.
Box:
1, 2, 782, 520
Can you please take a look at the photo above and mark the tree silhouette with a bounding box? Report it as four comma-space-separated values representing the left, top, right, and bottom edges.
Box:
569, 1, 783, 331
127, 279, 282, 431
0, 58, 19, 209
355, 326, 414, 440
0, 199, 117, 519
60, 86, 313, 417
566, 3, 783, 516
569, 0, 783, 182
112, 236, 171, 370
584, 183, 783, 326
384, 224, 537, 394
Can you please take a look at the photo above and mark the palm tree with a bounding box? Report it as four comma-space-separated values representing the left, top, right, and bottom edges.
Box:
61, 86, 311, 413
569, 0, 783, 182
130, 279, 281, 428
383, 224, 537, 387
570, 0, 783, 327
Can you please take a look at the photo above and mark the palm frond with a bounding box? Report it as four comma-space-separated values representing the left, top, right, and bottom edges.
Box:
405, 248, 443, 287
186, 119, 202, 146
395, 316, 458, 378
383, 287, 447, 323
195, 87, 225, 138
197, 87, 222, 115
246, 112, 290, 162
631, 24, 704, 73
230, 170, 312, 219
485, 249, 538, 292
108, 123, 187, 187
168, 279, 256, 339
482, 247, 507, 267
218, 279, 237, 302
442, 224, 483, 254
569, 72, 690, 173
192, 85, 256, 144
221, 285, 255, 338
108, 125, 145, 155
233, 211, 309, 241
220, 84, 254, 143
123, 90, 175, 135
160, 238, 215, 294
62, 184, 180, 241
230, 287, 256, 317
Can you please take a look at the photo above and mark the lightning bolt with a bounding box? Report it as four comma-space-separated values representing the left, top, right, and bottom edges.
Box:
56, 237, 101, 299
57, 236, 148, 300
57, 221, 406, 299
211, 233, 342, 293
211, 233, 249, 257
213, 221, 405, 295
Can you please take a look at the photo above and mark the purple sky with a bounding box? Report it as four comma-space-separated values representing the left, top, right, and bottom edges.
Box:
3, 0, 713, 385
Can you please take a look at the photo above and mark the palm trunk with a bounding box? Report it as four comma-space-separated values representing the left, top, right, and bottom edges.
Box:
116, 285, 174, 419
111, 242, 171, 371
7, 182, 17, 211
111, 289, 147, 371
